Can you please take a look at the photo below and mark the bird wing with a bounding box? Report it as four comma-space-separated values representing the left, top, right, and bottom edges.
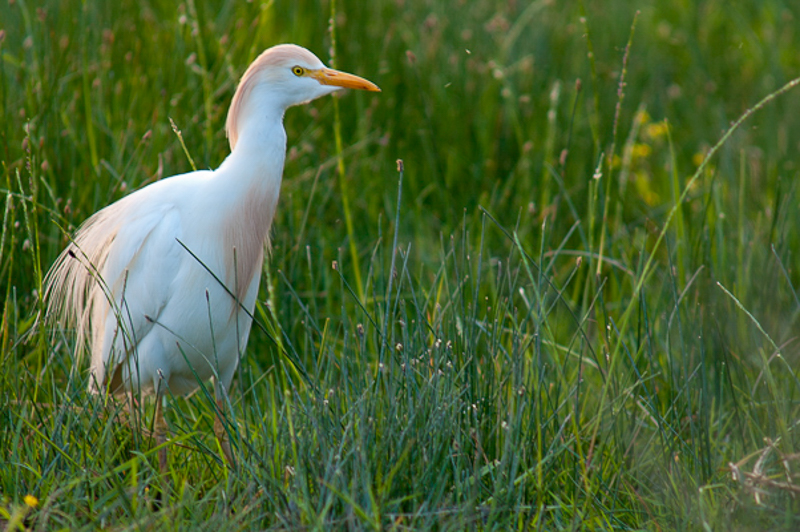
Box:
92, 204, 185, 392
44, 184, 184, 392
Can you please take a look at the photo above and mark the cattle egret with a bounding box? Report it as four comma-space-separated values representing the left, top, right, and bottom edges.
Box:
44, 44, 380, 470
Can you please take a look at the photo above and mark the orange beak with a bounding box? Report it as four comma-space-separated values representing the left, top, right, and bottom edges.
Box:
310, 68, 381, 92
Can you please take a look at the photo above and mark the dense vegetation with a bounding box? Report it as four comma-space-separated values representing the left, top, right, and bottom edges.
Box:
2, 0, 800, 529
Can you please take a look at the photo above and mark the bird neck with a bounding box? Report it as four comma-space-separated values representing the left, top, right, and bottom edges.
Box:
210, 111, 288, 300
218, 109, 288, 194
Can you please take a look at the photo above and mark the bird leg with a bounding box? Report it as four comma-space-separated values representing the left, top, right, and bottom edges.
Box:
154, 393, 168, 473
213, 379, 235, 469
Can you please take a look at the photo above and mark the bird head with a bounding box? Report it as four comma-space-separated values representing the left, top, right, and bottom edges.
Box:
226, 44, 380, 151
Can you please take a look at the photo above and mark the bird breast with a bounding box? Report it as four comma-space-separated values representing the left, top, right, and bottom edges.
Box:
220, 182, 276, 303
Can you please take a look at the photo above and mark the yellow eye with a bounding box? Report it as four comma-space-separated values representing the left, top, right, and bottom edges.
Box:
292, 66, 305, 76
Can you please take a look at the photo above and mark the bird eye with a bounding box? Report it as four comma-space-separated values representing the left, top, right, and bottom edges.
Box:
292, 66, 305, 76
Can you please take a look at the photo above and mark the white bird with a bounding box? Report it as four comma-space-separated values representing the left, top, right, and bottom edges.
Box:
43, 44, 380, 470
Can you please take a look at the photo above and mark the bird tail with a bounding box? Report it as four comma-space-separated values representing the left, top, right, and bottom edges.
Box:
42, 213, 118, 389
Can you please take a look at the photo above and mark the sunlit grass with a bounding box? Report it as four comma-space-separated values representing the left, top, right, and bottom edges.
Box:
3, 0, 800, 529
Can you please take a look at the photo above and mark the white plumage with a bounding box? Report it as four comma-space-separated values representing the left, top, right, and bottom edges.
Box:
44, 44, 379, 468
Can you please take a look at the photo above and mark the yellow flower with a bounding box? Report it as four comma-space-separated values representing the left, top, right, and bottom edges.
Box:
692, 152, 706, 167
645, 121, 669, 140
24, 494, 38, 508
636, 109, 651, 125
631, 143, 652, 160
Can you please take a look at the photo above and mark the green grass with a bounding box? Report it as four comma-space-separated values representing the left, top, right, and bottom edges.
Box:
3, 0, 800, 529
